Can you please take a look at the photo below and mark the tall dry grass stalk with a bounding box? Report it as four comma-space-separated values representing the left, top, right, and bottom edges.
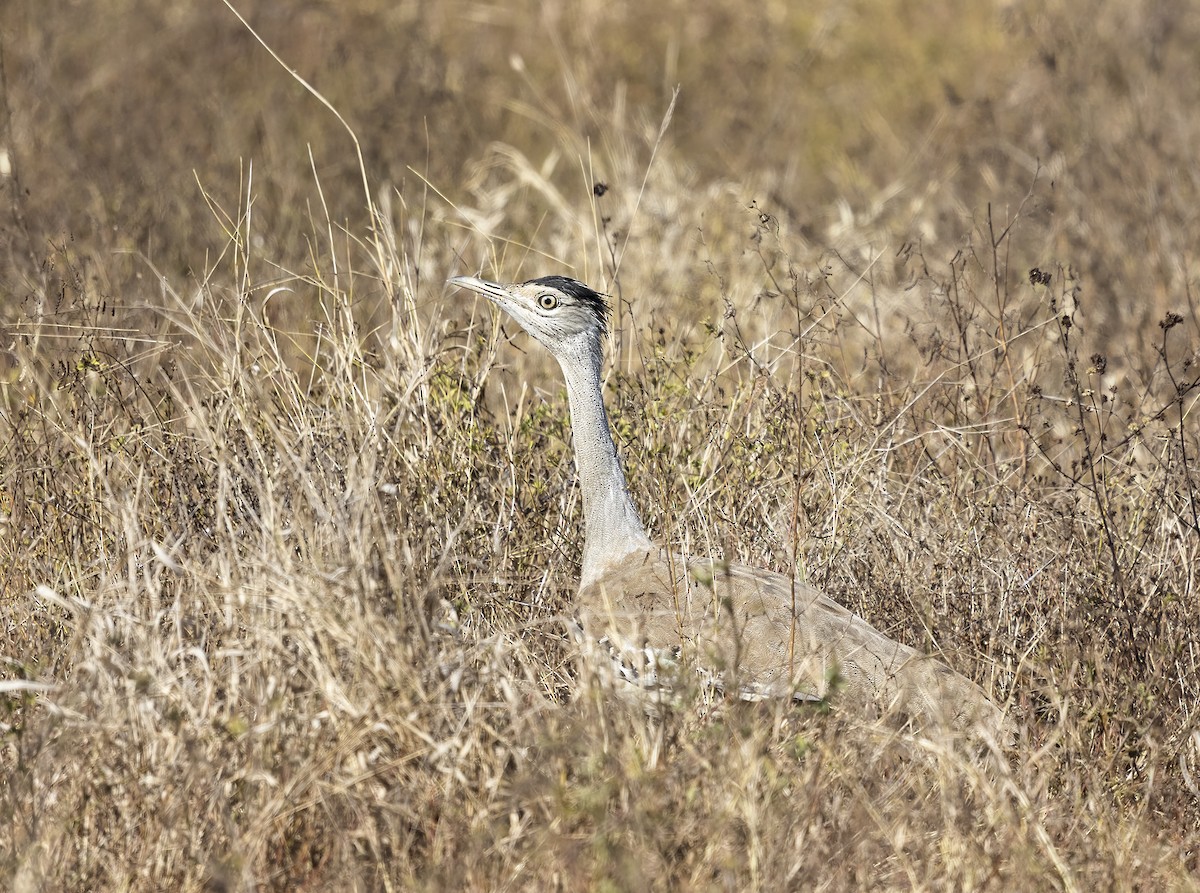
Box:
2, 1, 1199, 889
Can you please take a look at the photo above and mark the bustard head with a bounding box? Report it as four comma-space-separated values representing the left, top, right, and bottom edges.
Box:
449, 275, 610, 356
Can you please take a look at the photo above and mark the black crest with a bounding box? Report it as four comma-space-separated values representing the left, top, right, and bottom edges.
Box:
524, 275, 610, 333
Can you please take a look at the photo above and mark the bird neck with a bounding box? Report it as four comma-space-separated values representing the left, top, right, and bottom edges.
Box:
557, 336, 653, 587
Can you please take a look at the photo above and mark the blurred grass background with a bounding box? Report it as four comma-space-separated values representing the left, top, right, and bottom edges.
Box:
5, 0, 1198, 333
2, 0, 1200, 889
2, 0, 1190, 316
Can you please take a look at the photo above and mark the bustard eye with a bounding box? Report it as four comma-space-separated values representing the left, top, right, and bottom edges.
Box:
538, 293, 559, 310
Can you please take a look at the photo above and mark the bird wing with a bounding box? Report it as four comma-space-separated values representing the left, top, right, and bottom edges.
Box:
576, 549, 1007, 736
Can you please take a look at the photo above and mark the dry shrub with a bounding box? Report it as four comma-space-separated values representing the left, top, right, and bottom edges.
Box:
2, 1, 1199, 890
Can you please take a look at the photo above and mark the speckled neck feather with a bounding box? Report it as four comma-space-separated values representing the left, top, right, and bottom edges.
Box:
552, 325, 653, 586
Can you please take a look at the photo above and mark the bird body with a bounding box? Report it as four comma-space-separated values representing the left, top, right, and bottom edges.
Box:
579, 548, 1000, 729
449, 274, 1007, 737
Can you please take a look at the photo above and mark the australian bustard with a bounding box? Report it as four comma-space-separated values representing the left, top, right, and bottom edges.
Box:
450, 274, 1008, 739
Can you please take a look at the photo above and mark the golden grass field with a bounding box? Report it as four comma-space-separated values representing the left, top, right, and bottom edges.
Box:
2, 0, 1199, 889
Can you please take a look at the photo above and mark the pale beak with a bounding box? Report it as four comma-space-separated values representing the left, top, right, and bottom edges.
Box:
447, 275, 508, 302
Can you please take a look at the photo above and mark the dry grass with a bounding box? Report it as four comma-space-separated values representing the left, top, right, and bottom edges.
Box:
2, 0, 1200, 889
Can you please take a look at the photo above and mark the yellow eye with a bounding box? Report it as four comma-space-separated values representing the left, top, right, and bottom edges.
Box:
538, 293, 559, 310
